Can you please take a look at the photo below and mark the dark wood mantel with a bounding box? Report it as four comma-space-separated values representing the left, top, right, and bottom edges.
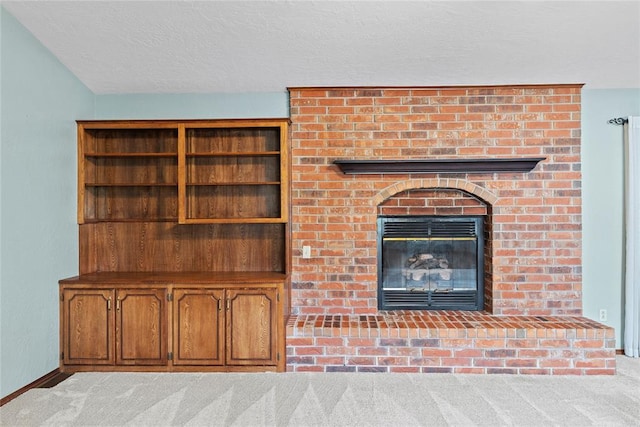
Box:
333, 158, 545, 174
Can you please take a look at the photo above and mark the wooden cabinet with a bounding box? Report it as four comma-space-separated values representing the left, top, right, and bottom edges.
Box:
172, 286, 280, 367
61, 286, 168, 368
60, 275, 285, 372
62, 118, 290, 373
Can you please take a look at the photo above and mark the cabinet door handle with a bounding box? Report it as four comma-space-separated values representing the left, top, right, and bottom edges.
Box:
107, 297, 112, 311
218, 299, 222, 311
226, 299, 230, 311
116, 299, 121, 311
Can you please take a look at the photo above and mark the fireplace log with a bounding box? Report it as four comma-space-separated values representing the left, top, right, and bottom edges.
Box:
406, 254, 450, 270
403, 268, 452, 281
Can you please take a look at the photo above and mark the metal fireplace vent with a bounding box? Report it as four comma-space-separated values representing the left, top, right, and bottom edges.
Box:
378, 216, 484, 311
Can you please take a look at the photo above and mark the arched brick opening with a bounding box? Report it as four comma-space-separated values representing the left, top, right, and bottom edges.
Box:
373, 178, 498, 207
374, 179, 497, 312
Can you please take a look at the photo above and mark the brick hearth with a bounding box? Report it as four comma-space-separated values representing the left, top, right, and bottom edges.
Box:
287, 313, 614, 374
286, 85, 616, 374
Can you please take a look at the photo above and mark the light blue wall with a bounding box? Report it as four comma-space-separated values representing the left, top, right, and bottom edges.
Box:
582, 88, 640, 346
0, 7, 94, 397
95, 93, 288, 120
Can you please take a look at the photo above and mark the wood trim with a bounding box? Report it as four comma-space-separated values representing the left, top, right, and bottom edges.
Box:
287, 83, 585, 91
77, 123, 86, 224
279, 121, 290, 223
177, 123, 187, 223
0, 368, 63, 406
76, 118, 290, 127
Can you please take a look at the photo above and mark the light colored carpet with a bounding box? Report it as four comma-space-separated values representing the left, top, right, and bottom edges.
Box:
2, 356, 639, 426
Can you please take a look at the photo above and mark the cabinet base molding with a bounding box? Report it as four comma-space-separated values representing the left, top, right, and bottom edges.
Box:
60, 365, 278, 373
1, 369, 72, 406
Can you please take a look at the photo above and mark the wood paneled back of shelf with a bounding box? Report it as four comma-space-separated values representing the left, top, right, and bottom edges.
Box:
79, 222, 286, 274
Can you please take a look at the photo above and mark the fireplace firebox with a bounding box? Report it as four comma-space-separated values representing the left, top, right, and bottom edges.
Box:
378, 216, 484, 311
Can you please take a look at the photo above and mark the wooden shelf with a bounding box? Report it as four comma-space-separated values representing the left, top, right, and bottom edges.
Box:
186, 182, 280, 186
78, 119, 288, 224
333, 158, 546, 174
181, 217, 288, 224
81, 218, 178, 223
85, 183, 177, 187
85, 152, 177, 158
186, 152, 280, 157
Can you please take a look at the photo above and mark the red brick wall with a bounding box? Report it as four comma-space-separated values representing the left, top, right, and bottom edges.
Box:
378, 189, 488, 216
289, 85, 582, 316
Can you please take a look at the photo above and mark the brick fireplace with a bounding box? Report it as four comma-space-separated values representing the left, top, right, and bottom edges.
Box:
286, 85, 616, 374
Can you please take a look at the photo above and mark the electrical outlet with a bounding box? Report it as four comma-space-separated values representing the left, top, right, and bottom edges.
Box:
302, 245, 311, 259
599, 309, 607, 322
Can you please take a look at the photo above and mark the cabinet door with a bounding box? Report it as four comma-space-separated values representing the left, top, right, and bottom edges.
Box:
226, 288, 278, 366
172, 288, 224, 365
62, 289, 114, 365
115, 288, 168, 365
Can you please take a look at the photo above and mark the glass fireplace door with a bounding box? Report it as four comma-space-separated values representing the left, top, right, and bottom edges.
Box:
378, 216, 484, 310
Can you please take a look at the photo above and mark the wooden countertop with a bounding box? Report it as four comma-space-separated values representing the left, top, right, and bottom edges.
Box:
59, 271, 288, 285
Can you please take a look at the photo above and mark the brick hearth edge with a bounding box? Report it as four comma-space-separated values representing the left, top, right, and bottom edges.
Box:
286, 313, 616, 374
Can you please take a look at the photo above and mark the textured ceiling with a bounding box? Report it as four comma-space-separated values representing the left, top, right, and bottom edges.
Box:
3, 1, 639, 94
